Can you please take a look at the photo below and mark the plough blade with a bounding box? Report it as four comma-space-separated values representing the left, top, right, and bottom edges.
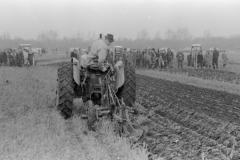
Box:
126, 125, 149, 142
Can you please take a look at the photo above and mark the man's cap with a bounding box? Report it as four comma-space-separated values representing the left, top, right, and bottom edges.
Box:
105, 34, 114, 42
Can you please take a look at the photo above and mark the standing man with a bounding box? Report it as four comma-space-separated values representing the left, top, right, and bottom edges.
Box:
2, 50, 8, 66
143, 49, 150, 69
162, 49, 167, 69
197, 51, 203, 69
8, 49, 14, 67
167, 48, 174, 69
187, 53, 191, 66
212, 47, 219, 69
176, 51, 184, 69
150, 48, 156, 69
131, 49, 137, 68
23, 49, 29, 66
70, 49, 78, 62
122, 48, 128, 65
12, 49, 17, 67
17, 48, 24, 67
154, 49, 160, 69
205, 51, 212, 68
136, 49, 143, 69
0, 50, 3, 66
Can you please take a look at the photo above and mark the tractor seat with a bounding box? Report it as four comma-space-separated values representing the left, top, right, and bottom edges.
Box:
87, 64, 110, 73
88, 64, 100, 70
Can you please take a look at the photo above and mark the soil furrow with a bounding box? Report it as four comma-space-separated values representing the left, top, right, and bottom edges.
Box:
136, 74, 240, 159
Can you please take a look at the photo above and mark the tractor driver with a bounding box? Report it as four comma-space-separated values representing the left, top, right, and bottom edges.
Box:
80, 34, 114, 87
82, 34, 114, 72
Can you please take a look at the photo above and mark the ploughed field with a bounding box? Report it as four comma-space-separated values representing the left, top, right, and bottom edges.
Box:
43, 62, 240, 159
136, 74, 240, 160
161, 68, 240, 84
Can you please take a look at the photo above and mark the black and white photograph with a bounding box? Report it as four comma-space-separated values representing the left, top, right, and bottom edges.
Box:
1, 0, 240, 159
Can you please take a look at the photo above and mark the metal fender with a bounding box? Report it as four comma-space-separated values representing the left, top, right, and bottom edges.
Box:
114, 60, 124, 91
72, 57, 80, 85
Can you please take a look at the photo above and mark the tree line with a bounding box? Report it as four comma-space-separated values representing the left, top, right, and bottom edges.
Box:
1, 28, 240, 52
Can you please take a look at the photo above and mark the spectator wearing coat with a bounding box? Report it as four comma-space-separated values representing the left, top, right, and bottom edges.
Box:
70, 49, 78, 63
212, 48, 219, 69
0, 51, 3, 66
17, 48, 24, 67
150, 48, 156, 69
187, 53, 191, 66
176, 51, 184, 69
143, 49, 151, 69
222, 51, 228, 67
121, 48, 128, 65
8, 49, 14, 67
162, 50, 167, 69
12, 50, 17, 67
167, 48, 174, 69
158, 50, 164, 69
154, 49, 161, 69
197, 51, 203, 69
23, 49, 29, 65
135, 49, 142, 69
2, 51, 8, 66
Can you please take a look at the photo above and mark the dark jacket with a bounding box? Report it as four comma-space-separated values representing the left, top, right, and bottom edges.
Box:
167, 50, 174, 60
2, 52, 8, 63
197, 54, 203, 63
212, 50, 219, 59
70, 51, 77, 59
0, 52, 3, 63
176, 52, 184, 61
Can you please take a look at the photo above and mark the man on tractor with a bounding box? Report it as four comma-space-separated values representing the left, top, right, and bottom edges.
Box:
83, 34, 114, 72
56, 34, 145, 140
61, 34, 114, 118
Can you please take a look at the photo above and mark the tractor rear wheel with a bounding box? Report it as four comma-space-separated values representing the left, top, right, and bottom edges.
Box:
122, 61, 136, 107
56, 62, 75, 119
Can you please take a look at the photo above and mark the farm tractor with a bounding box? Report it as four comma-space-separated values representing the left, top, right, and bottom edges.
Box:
191, 44, 202, 68
18, 44, 36, 66
55, 44, 146, 141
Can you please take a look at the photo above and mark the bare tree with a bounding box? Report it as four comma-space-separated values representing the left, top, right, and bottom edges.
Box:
37, 30, 58, 41
203, 30, 212, 38
138, 29, 149, 39
175, 27, 192, 40
165, 29, 175, 40
0, 32, 11, 39
48, 30, 58, 41
76, 31, 84, 39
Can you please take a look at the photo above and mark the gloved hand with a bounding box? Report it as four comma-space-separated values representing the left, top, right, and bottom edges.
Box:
101, 67, 107, 72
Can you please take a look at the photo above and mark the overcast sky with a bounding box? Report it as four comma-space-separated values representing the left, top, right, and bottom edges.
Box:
1, 0, 240, 39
